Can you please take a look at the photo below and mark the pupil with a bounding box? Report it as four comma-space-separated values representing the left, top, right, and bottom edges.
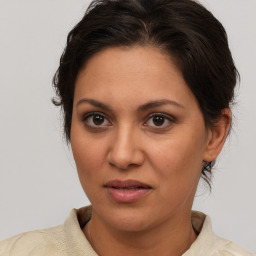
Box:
153, 116, 164, 126
93, 115, 104, 125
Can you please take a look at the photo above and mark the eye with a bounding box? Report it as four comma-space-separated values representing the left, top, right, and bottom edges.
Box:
83, 112, 111, 128
145, 113, 174, 128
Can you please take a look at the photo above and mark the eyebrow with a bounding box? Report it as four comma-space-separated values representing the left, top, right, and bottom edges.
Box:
138, 99, 185, 111
76, 98, 112, 111
76, 98, 184, 111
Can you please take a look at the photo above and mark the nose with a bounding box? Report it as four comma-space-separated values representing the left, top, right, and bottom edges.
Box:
106, 125, 145, 170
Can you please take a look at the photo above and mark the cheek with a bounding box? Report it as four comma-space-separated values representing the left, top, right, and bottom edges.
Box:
73, 141, 104, 178
149, 137, 204, 175
147, 131, 205, 194
71, 124, 107, 184
149, 141, 203, 213
71, 135, 108, 203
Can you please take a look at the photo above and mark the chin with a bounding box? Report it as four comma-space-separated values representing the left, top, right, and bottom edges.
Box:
94, 202, 168, 233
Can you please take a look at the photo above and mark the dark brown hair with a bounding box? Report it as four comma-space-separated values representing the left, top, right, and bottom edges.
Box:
52, 0, 239, 185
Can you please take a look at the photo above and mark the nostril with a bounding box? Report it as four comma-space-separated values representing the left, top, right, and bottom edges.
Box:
106, 138, 145, 169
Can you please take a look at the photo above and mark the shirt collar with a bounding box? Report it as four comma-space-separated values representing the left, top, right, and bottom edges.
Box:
63, 206, 229, 256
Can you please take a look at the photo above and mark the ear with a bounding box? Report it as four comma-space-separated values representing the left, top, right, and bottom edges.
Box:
203, 108, 232, 162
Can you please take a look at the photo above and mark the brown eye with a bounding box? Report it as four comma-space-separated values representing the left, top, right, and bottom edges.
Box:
93, 115, 105, 125
152, 116, 165, 126
145, 113, 174, 128
83, 112, 111, 128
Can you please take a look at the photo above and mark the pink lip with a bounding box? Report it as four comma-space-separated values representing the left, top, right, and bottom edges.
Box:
104, 179, 152, 203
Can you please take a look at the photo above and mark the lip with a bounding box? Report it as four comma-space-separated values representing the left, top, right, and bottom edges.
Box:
104, 179, 152, 203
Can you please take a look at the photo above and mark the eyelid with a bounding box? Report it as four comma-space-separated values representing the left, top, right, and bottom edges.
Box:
147, 112, 175, 121
81, 111, 176, 129
82, 111, 106, 121
82, 111, 112, 127
144, 112, 176, 128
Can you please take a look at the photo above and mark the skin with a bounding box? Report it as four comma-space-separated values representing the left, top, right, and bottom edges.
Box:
71, 46, 231, 256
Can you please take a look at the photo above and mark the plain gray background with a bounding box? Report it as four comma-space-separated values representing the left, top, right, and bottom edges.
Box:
0, 0, 255, 254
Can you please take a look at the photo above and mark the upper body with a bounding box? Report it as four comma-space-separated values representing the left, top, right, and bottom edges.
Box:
0, 206, 252, 256
1, 0, 252, 255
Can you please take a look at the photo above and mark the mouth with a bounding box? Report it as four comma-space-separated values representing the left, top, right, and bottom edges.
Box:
104, 179, 152, 203
104, 179, 152, 190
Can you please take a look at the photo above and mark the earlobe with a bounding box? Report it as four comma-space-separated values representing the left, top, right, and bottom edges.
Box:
203, 108, 232, 162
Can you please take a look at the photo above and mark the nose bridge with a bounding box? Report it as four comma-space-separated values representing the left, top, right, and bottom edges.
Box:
107, 123, 143, 169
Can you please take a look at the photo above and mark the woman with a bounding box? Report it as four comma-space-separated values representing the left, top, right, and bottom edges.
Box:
0, 0, 253, 255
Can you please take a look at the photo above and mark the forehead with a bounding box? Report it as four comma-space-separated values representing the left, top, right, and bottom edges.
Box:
77, 47, 182, 89
74, 46, 198, 112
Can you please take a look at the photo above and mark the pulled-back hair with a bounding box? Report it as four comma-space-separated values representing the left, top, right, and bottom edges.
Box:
53, 0, 239, 186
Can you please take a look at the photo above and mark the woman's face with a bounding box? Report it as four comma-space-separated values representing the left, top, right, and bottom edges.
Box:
71, 46, 213, 232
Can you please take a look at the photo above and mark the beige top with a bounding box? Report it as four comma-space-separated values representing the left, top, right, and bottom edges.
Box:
0, 206, 252, 256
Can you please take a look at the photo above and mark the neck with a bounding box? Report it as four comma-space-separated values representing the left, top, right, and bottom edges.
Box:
83, 209, 197, 256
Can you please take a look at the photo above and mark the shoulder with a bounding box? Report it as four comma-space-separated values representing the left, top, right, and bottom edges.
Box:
0, 206, 94, 256
211, 239, 253, 256
0, 225, 67, 256
188, 211, 253, 256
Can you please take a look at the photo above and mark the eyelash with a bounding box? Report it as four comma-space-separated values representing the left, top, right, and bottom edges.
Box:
144, 113, 176, 128
82, 112, 176, 130
82, 112, 111, 128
